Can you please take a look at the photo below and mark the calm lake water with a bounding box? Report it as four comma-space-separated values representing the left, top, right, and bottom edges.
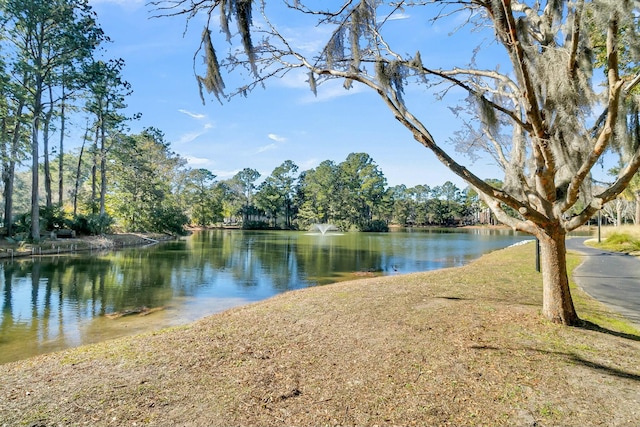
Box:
0, 228, 531, 364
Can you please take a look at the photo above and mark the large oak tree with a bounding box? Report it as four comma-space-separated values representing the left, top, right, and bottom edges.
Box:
154, 0, 640, 325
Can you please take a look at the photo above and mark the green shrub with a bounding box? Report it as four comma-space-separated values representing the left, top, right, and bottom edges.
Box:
602, 232, 640, 252
242, 220, 270, 230
149, 206, 189, 235
70, 213, 114, 235
606, 232, 635, 244
361, 220, 389, 232
40, 205, 71, 231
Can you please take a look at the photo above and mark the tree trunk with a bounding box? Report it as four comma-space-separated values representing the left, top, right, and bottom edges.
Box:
1, 117, 8, 232
3, 101, 24, 235
31, 114, 41, 241
539, 228, 579, 325
58, 88, 66, 207
635, 191, 640, 225
3, 158, 16, 234
31, 39, 45, 241
73, 131, 87, 216
31, 74, 44, 241
91, 125, 98, 215
43, 104, 53, 209
99, 114, 107, 216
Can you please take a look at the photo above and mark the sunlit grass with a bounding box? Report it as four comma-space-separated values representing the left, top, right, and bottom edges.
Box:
599, 224, 640, 239
587, 224, 640, 253
2, 240, 639, 427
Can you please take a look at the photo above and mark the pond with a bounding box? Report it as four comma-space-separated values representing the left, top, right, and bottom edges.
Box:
0, 228, 531, 364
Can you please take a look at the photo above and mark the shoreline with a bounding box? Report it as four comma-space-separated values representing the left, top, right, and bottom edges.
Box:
0, 232, 177, 260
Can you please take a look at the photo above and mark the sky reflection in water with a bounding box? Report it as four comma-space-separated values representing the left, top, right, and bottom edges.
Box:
0, 228, 530, 363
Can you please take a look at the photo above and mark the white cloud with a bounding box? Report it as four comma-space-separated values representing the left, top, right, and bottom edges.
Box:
213, 169, 241, 180
184, 155, 211, 166
269, 20, 325, 55
179, 109, 207, 120
175, 113, 215, 143
177, 131, 206, 144
299, 79, 367, 103
298, 158, 320, 171
382, 12, 410, 22
277, 69, 367, 103
268, 133, 287, 143
277, 68, 313, 90
257, 143, 277, 153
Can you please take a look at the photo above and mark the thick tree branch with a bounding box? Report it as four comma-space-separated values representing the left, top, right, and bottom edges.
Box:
567, 0, 584, 80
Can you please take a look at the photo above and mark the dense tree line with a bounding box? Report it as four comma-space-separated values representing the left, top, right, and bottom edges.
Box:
3, 132, 489, 235
0, 0, 488, 239
1, 0, 634, 241
0, 0, 131, 239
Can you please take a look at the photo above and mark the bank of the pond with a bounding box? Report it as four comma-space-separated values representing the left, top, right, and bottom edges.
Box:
0, 232, 176, 259
1, 242, 639, 426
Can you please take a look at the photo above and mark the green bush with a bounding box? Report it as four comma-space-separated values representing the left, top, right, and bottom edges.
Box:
361, 220, 389, 232
12, 212, 30, 234
242, 220, 270, 230
602, 232, 640, 251
149, 206, 189, 235
606, 232, 636, 244
70, 213, 114, 235
40, 205, 71, 231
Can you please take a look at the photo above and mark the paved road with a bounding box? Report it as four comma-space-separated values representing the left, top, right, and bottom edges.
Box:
566, 237, 640, 327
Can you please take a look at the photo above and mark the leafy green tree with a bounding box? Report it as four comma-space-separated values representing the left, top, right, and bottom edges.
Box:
389, 184, 412, 226
255, 179, 281, 227
229, 168, 261, 225
430, 181, 466, 226
255, 160, 299, 228
337, 153, 387, 230
83, 58, 132, 216
272, 160, 299, 228
1, 0, 105, 240
297, 160, 339, 227
410, 185, 431, 226
52, 54, 106, 209
183, 168, 222, 227
215, 180, 242, 224
427, 185, 450, 226
0, 66, 30, 234
108, 128, 187, 233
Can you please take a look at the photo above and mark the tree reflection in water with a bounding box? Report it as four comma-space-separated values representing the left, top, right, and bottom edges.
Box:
0, 228, 528, 363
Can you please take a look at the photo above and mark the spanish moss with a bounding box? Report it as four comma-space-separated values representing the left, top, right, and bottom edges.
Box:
197, 28, 225, 103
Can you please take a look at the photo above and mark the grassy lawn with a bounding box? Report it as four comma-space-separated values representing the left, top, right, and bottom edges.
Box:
0, 241, 638, 426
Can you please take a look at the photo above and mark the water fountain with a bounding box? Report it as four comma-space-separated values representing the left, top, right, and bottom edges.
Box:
310, 223, 338, 235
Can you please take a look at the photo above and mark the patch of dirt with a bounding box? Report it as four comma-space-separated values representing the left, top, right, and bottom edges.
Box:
0, 243, 639, 426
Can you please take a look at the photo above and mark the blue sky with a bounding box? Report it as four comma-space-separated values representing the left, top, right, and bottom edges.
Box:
85, 0, 508, 189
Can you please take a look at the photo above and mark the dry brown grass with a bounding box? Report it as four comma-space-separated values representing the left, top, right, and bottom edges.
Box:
1, 242, 639, 426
